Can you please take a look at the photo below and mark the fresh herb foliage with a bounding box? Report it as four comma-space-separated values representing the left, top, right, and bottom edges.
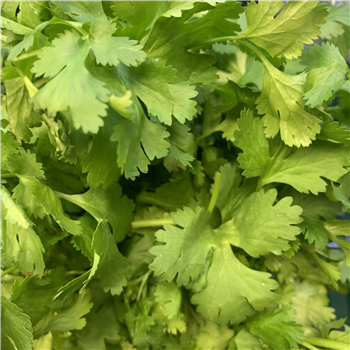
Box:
1, 1, 350, 349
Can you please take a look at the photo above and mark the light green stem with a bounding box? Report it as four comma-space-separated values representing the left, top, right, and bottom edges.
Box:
302, 342, 320, 350
1, 266, 18, 277
1, 173, 17, 179
185, 35, 239, 50
305, 338, 349, 350
137, 270, 152, 301
207, 172, 222, 214
10, 49, 42, 62
131, 218, 174, 229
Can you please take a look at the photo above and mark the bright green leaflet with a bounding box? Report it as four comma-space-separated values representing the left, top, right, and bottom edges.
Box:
302, 43, 349, 108
249, 308, 304, 350
236, 1, 327, 59
218, 189, 303, 257
1, 297, 33, 350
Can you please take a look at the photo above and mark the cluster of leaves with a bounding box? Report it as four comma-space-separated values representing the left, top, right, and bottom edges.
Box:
1, 1, 350, 350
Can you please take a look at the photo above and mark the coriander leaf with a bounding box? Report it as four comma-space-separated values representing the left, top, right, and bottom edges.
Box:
150, 207, 214, 287
90, 222, 130, 295
237, 1, 327, 59
249, 308, 304, 350
56, 184, 134, 242
215, 163, 254, 223
154, 282, 182, 320
4, 77, 41, 141
196, 321, 233, 350
32, 30, 110, 133
167, 121, 195, 167
299, 217, 329, 251
256, 57, 321, 147
1, 185, 33, 229
1, 297, 33, 350
1, 222, 45, 278
332, 171, 350, 209
82, 115, 120, 189
0, 16, 33, 35
219, 189, 302, 257
291, 281, 335, 326
324, 220, 350, 266
320, 4, 349, 40
261, 141, 349, 194
33, 289, 93, 334
151, 206, 279, 324
118, 59, 197, 125
1, 131, 18, 171
191, 242, 279, 324
144, 2, 243, 82
111, 95, 170, 179
52, 1, 108, 23
89, 21, 146, 67
234, 109, 270, 177
14, 178, 82, 235
302, 43, 349, 108
7, 148, 45, 180
317, 121, 350, 144
232, 328, 263, 350
76, 306, 120, 350
137, 174, 196, 211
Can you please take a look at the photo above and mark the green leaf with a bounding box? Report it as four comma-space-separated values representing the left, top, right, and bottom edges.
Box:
76, 305, 120, 350
150, 206, 279, 324
4, 77, 41, 141
154, 282, 182, 320
52, 0, 108, 23
118, 59, 197, 125
1, 131, 19, 171
55, 184, 134, 242
13, 178, 82, 235
196, 321, 233, 350
290, 281, 335, 326
167, 121, 195, 167
111, 97, 170, 179
332, 171, 350, 209
324, 220, 350, 266
218, 189, 302, 257
232, 328, 263, 350
89, 21, 146, 67
1, 297, 33, 350
237, 1, 327, 59
234, 109, 270, 178
191, 241, 279, 324
248, 307, 304, 350
144, 2, 243, 82
33, 289, 93, 334
0, 15, 33, 35
256, 57, 321, 147
299, 217, 329, 251
1, 185, 45, 277
260, 141, 349, 195
317, 121, 350, 144
7, 148, 45, 180
302, 43, 349, 108
89, 222, 130, 295
82, 115, 120, 189
319, 4, 349, 40
32, 30, 109, 133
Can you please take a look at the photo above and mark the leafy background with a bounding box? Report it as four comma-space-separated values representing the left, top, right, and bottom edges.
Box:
1, 1, 350, 350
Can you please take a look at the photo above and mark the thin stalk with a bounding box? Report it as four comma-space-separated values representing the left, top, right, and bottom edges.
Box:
10, 49, 42, 62
185, 35, 239, 50
302, 342, 320, 350
66, 270, 87, 276
137, 270, 152, 301
305, 338, 349, 350
207, 172, 222, 214
131, 218, 174, 229
1, 266, 18, 277
1, 173, 17, 179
